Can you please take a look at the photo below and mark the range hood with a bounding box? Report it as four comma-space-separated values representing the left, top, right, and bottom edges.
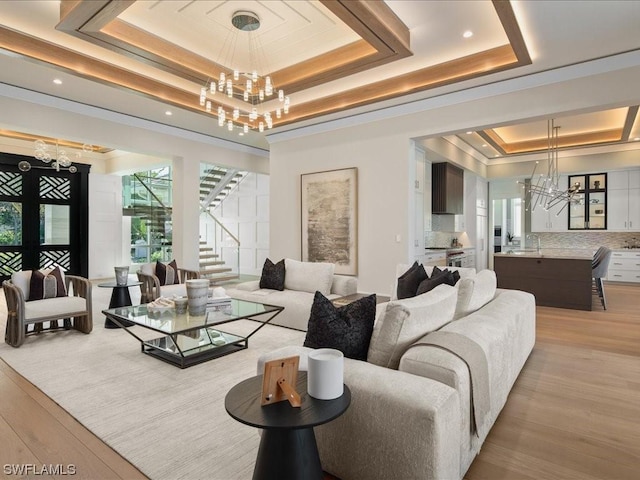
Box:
432, 162, 463, 215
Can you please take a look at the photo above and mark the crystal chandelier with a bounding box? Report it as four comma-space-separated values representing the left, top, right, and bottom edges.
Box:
18, 139, 94, 173
198, 11, 290, 135
520, 119, 582, 214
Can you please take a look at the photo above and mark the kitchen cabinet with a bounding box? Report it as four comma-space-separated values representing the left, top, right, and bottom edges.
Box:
461, 248, 476, 268
568, 172, 607, 230
422, 251, 447, 267
607, 170, 640, 231
607, 250, 640, 283
530, 174, 569, 232
432, 162, 463, 214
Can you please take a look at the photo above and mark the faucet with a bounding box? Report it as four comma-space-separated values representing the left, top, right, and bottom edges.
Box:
527, 234, 541, 253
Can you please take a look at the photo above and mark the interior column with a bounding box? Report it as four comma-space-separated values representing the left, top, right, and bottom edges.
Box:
172, 156, 200, 271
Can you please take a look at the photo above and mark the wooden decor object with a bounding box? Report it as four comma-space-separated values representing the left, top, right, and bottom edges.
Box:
261, 356, 301, 407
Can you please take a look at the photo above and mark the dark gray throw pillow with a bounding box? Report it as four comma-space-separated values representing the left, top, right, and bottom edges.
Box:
397, 261, 428, 299
303, 292, 376, 360
416, 268, 460, 295
259, 258, 286, 290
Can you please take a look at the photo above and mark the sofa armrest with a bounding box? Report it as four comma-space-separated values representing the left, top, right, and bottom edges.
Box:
331, 275, 357, 296
177, 268, 199, 283
319, 359, 460, 480
257, 346, 461, 480
65, 275, 91, 299
137, 271, 161, 303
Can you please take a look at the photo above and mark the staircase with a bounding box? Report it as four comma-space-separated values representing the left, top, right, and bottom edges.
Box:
198, 165, 247, 284
199, 167, 246, 209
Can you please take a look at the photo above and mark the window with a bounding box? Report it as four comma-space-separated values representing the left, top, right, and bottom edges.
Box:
122, 167, 173, 264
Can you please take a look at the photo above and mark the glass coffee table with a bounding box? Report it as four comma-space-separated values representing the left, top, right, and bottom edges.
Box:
102, 299, 284, 368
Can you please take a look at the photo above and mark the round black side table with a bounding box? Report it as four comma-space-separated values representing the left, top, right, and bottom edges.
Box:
98, 281, 142, 328
225, 372, 350, 480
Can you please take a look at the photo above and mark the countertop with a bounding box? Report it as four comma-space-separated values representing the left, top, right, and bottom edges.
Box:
494, 248, 593, 260
425, 247, 475, 253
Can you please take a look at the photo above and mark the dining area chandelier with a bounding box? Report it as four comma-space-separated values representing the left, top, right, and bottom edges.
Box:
520, 119, 582, 214
198, 11, 290, 135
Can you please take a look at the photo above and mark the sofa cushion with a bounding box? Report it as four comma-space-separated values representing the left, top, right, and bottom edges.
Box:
416, 269, 460, 296
24, 296, 88, 322
28, 266, 67, 301
397, 262, 428, 299
367, 284, 458, 369
304, 292, 376, 360
284, 259, 334, 296
156, 260, 180, 286
454, 269, 497, 320
259, 258, 286, 290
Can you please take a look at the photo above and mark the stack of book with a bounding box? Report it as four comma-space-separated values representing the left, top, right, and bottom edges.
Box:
206, 294, 232, 312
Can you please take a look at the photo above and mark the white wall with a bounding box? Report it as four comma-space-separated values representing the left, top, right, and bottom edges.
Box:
270, 127, 412, 295
212, 172, 270, 276
88, 174, 123, 279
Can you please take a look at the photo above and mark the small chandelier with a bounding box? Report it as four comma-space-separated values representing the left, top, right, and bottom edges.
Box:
198, 11, 290, 135
18, 139, 94, 173
520, 119, 582, 215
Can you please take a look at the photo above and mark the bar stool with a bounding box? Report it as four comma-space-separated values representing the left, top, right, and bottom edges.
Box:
592, 247, 612, 310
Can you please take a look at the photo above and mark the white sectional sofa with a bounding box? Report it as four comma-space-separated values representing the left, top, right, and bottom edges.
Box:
225, 259, 358, 331
258, 265, 536, 480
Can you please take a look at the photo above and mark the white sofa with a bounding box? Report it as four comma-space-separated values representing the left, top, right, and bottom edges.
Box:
225, 259, 358, 331
258, 266, 536, 480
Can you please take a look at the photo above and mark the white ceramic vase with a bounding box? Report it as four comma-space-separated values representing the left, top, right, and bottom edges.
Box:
307, 348, 344, 400
185, 279, 210, 316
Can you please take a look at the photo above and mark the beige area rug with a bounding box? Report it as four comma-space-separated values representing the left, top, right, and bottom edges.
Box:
0, 283, 306, 480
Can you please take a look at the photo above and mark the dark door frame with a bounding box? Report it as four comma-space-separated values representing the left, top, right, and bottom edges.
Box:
0, 152, 90, 280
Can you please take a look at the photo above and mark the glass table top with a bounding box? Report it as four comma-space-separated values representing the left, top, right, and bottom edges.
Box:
103, 299, 283, 334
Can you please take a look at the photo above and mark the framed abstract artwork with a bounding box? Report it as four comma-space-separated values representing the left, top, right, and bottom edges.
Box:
301, 167, 358, 275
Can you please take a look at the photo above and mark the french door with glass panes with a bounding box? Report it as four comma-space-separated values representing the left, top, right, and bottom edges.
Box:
0, 153, 89, 281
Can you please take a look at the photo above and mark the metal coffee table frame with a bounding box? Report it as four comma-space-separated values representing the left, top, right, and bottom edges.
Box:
102, 299, 284, 368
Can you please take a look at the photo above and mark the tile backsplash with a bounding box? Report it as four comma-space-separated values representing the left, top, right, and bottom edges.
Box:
533, 232, 639, 250
426, 231, 640, 250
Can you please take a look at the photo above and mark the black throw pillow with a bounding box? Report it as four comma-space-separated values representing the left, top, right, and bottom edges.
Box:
396, 262, 428, 299
304, 292, 376, 360
416, 268, 460, 295
259, 258, 286, 290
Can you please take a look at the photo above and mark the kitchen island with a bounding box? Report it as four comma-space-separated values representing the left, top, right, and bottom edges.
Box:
494, 249, 594, 310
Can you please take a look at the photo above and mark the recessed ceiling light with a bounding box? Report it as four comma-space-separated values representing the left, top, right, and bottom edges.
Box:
466, 131, 473, 135
634, 137, 640, 141
53, 78, 62, 85
482, 144, 488, 147
165, 111, 172, 116
463, 30, 473, 39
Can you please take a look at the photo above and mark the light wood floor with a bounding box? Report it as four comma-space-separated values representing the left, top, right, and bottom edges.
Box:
0, 283, 638, 479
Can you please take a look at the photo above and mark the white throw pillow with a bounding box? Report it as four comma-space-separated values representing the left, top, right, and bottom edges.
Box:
454, 269, 497, 320
139, 262, 155, 276
284, 259, 335, 296
367, 284, 458, 369
11, 270, 33, 298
